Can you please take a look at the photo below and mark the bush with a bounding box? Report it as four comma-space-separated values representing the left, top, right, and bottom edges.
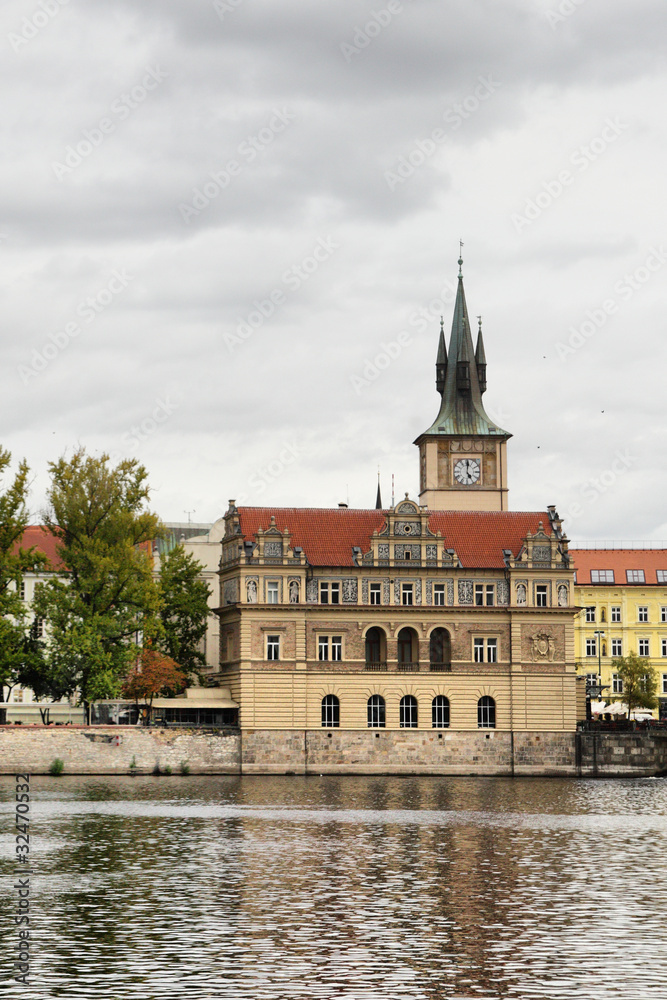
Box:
163, 765, 172, 775
49, 758, 64, 776
129, 755, 137, 774
179, 760, 190, 775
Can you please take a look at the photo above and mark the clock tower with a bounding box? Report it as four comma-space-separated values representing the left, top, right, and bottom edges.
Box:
414, 257, 511, 511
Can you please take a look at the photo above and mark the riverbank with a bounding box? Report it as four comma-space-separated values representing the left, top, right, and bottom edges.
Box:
3, 725, 667, 777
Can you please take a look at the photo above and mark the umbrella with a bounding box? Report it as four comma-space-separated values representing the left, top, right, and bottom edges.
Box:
590, 701, 607, 715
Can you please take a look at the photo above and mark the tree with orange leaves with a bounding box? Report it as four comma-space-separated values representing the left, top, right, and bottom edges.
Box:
122, 649, 186, 724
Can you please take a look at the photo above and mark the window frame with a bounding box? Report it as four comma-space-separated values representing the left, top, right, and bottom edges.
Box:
626, 570, 646, 583
591, 570, 615, 583
367, 694, 386, 729
369, 582, 381, 605
266, 634, 281, 661
266, 581, 279, 604
321, 694, 340, 728
585, 607, 596, 623
401, 583, 414, 606
433, 583, 446, 606
638, 606, 649, 623
612, 673, 624, 694
399, 695, 418, 729
431, 695, 450, 729
585, 638, 597, 657
638, 638, 650, 657
611, 638, 622, 657
535, 584, 548, 607
611, 606, 621, 623
477, 696, 496, 729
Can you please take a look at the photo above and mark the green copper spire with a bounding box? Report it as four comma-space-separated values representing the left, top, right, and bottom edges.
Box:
421, 267, 509, 437
436, 317, 447, 396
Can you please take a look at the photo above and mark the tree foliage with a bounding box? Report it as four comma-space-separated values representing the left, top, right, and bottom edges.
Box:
122, 649, 186, 721
33, 449, 162, 706
157, 544, 211, 682
0, 447, 47, 700
611, 650, 658, 719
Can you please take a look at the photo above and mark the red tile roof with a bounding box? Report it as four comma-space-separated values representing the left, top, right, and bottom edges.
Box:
571, 549, 667, 585
13, 526, 64, 570
237, 507, 554, 569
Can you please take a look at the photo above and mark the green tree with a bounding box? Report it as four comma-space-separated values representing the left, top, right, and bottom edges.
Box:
0, 447, 47, 715
157, 544, 211, 682
33, 449, 162, 712
611, 650, 658, 720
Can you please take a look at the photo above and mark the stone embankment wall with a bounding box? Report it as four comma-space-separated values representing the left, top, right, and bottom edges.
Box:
3, 726, 667, 776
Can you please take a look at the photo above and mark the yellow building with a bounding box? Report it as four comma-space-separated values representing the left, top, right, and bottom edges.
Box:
214, 262, 582, 770
572, 549, 667, 719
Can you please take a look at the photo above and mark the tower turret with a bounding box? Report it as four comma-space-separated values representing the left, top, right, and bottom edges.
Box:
435, 318, 447, 396
475, 316, 487, 394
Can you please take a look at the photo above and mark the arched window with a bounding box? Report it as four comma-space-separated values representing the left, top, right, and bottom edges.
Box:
429, 628, 451, 670
400, 695, 418, 728
432, 695, 450, 728
477, 696, 496, 729
365, 627, 385, 667
321, 695, 339, 728
367, 694, 385, 728
397, 627, 418, 665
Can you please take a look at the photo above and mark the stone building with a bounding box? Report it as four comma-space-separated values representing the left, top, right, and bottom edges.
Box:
214, 263, 582, 770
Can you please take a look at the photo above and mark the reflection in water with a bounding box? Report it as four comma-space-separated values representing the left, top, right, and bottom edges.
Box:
1, 775, 667, 998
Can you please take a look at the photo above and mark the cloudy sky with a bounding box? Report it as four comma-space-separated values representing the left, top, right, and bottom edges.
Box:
2, 0, 665, 541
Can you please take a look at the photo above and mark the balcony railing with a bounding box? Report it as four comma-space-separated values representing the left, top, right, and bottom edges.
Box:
364, 662, 388, 671
429, 662, 452, 672
397, 662, 420, 672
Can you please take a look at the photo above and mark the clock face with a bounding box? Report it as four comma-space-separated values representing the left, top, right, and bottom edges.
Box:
453, 458, 481, 485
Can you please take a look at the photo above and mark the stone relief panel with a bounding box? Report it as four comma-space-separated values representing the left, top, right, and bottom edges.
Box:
264, 540, 283, 558
425, 580, 432, 605
532, 545, 551, 564
306, 579, 318, 603
414, 580, 422, 605
396, 502, 416, 513
362, 551, 374, 565
342, 579, 358, 603
394, 580, 402, 604
530, 632, 556, 662
394, 521, 422, 536
447, 580, 454, 606
497, 580, 510, 606
458, 580, 473, 605
223, 579, 239, 605
378, 543, 390, 562
246, 577, 259, 603
425, 544, 437, 562
361, 579, 369, 604
383, 579, 391, 604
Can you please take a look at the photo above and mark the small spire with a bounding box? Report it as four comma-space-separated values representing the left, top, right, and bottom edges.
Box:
436, 316, 448, 396
375, 469, 382, 509
458, 239, 464, 277
475, 315, 487, 394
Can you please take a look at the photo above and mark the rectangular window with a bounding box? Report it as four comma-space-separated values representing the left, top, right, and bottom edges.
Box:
402, 584, 413, 606
658, 570, 667, 583
267, 581, 279, 604
611, 606, 621, 623
474, 638, 497, 662
486, 584, 494, 606
433, 584, 446, 606
585, 607, 596, 623
33, 617, 44, 639
474, 638, 485, 663
18, 581, 25, 600
331, 636, 342, 661
320, 582, 329, 604
639, 639, 650, 657
591, 570, 615, 583
586, 638, 597, 657
330, 582, 340, 605
626, 570, 645, 583
318, 636, 329, 661
475, 584, 484, 606
370, 583, 381, 605
586, 673, 600, 686
663, 674, 667, 694
612, 673, 624, 694
487, 638, 498, 663
611, 638, 622, 657
13, 688, 23, 703
536, 585, 548, 607
662, 639, 667, 658
661, 607, 667, 623
267, 635, 280, 660
638, 606, 649, 623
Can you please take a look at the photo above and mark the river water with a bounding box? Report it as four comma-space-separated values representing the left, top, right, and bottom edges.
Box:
1, 774, 667, 999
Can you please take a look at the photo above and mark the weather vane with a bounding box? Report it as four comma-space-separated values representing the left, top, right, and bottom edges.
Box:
458, 239, 464, 276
